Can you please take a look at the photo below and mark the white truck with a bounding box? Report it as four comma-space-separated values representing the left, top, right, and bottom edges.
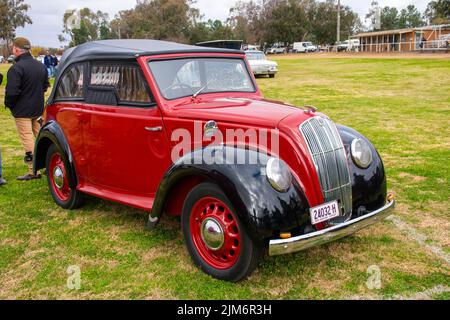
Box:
293, 42, 318, 53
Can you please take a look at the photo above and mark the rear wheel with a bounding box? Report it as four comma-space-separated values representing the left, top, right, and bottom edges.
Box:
269, 74, 275, 78
182, 182, 261, 282
46, 144, 84, 209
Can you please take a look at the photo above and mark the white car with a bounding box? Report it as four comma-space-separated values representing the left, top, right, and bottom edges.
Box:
266, 46, 286, 54
293, 42, 318, 53
0, 56, 4, 63
245, 50, 278, 78
337, 39, 360, 52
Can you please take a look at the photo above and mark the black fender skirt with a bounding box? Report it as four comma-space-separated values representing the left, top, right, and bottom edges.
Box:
33, 121, 78, 189
337, 125, 388, 218
151, 146, 311, 241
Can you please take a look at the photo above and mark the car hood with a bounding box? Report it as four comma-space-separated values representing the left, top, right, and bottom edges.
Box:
172, 97, 305, 128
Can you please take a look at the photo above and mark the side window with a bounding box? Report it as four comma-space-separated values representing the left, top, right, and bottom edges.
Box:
90, 64, 153, 105
56, 64, 84, 99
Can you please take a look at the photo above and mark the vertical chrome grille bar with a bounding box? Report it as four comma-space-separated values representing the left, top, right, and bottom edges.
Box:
300, 117, 353, 224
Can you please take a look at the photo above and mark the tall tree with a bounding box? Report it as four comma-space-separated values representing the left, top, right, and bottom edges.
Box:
380, 7, 399, 30
398, 5, 425, 28
0, 0, 32, 53
425, 0, 450, 24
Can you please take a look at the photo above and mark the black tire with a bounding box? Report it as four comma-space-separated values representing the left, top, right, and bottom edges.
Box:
182, 182, 262, 282
46, 144, 84, 210
269, 74, 275, 78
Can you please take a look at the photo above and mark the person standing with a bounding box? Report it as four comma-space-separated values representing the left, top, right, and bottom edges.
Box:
44, 50, 53, 77
0, 72, 6, 186
51, 53, 58, 77
5, 37, 50, 181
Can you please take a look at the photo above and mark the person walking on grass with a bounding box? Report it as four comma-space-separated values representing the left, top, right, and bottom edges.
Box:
4, 37, 50, 181
0, 72, 6, 186
44, 50, 53, 77
51, 54, 58, 76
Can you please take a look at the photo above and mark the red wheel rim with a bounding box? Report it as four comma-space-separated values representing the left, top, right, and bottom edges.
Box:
49, 153, 71, 202
190, 197, 241, 270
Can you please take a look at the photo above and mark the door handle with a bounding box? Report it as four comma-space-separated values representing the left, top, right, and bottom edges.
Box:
145, 126, 163, 132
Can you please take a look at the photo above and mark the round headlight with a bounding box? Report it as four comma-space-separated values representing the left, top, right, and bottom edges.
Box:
351, 138, 373, 169
266, 158, 292, 192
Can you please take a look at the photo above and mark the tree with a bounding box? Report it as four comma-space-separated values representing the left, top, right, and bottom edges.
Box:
266, 0, 309, 45
110, 0, 198, 43
380, 7, 399, 30
312, 0, 360, 44
228, 0, 360, 46
61, 8, 114, 47
425, 0, 450, 24
398, 5, 425, 28
0, 0, 32, 53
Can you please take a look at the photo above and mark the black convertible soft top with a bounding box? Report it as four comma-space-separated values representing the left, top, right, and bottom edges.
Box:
58, 39, 241, 70
49, 39, 242, 104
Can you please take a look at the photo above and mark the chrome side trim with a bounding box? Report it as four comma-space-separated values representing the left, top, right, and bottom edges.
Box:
269, 199, 396, 256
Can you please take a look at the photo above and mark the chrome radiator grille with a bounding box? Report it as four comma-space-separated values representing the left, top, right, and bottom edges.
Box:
300, 117, 352, 224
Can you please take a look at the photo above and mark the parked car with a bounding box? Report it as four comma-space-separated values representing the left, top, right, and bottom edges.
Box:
35, 40, 395, 282
293, 42, 318, 53
437, 34, 450, 49
245, 50, 278, 78
266, 45, 286, 54
0, 56, 4, 63
7, 55, 15, 63
337, 39, 360, 52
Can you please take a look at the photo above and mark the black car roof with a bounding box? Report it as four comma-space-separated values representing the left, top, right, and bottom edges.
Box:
59, 39, 241, 64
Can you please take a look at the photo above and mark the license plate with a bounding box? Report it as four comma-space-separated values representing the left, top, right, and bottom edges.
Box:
310, 201, 340, 225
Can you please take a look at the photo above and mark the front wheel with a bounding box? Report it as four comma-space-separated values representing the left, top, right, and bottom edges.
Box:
46, 144, 84, 209
182, 182, 261, 282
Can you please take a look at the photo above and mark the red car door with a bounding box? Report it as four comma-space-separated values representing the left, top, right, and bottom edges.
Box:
82, 63, 171, 202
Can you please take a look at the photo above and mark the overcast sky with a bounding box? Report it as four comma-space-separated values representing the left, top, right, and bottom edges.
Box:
16, 0, 431, 48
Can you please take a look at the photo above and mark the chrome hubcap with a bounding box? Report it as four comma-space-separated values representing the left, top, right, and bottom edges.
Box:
200, 218, 224, 251
53, 166, 64, 189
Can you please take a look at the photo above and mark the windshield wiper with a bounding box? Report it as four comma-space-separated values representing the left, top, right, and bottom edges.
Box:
192, 80, 213, 99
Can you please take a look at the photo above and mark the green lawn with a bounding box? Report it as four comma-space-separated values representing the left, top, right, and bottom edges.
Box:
0, 56, 449, 300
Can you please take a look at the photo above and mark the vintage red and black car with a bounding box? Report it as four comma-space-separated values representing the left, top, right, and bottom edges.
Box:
34, 40, 395, 282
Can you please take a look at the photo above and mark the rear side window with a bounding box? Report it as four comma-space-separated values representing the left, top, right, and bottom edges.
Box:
56, 64, 84, 99
90, 64, 152, 104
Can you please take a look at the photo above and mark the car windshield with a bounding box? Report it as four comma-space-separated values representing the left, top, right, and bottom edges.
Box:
246, 52, 266, 60
149, 58, 255, 100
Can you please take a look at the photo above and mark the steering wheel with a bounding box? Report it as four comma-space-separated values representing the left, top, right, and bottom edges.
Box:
163, 83, 194, 97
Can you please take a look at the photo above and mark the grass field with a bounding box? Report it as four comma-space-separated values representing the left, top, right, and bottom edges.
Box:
0, 55, 449, 300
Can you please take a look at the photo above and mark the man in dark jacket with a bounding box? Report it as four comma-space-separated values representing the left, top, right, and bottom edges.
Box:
5, 37, 50, 181
0, 73, 6, 186
44, 50, 53, 77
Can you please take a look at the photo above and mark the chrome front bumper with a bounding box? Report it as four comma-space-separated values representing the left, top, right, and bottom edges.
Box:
269, 199, 396, 256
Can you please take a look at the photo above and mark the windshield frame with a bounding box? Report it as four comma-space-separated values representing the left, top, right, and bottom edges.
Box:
147, 56, 257, 101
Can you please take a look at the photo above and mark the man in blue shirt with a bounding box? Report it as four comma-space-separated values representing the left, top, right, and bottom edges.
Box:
44, 50, 53, 77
